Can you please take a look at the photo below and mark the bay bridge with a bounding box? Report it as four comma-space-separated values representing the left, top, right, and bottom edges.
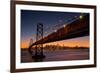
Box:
28, 14, 89, 59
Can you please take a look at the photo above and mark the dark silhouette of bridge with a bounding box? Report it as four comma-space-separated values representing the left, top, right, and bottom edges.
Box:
28, 14, 89, 60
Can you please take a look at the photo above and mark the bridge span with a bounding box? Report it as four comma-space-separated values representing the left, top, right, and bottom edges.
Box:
29, 14, 89, 49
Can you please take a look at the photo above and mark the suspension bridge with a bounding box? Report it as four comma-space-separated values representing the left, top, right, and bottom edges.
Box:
28, 14, 89, 60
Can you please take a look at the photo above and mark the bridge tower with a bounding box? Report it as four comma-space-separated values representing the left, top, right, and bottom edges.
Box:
34, 23, 45, 59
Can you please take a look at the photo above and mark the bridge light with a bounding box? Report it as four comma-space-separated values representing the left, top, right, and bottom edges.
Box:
54, 30, 57, 32
63, 25, 66, 28
79, 15, 83, 19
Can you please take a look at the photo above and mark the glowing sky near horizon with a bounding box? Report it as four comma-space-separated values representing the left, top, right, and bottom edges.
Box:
21, 10, 89, 48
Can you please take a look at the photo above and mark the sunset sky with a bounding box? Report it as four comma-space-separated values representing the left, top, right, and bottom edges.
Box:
21, 10, 89, 48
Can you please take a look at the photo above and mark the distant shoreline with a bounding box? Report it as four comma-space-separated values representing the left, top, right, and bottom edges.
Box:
21, 47, 89, 51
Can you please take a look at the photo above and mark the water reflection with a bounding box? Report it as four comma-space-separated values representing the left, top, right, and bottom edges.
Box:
21, 49, 89, 63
